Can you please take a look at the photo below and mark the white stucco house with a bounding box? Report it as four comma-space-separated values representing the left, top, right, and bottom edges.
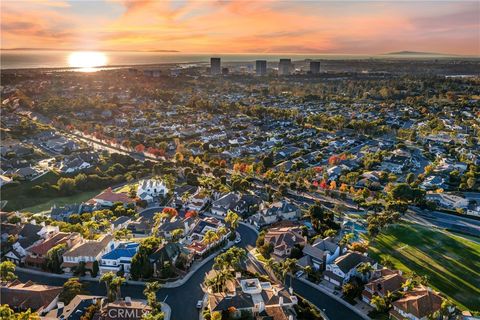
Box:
137, 178, 169, 202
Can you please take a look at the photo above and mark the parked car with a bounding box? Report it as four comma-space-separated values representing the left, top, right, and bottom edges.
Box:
235, 236, 241, 244
196, 300, 203, 309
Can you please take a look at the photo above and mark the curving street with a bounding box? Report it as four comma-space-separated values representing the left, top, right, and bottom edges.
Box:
16, 222, 365, 320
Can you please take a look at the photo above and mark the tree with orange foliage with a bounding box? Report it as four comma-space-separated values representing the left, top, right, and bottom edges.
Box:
328, 155, 340, 165
185, 210, 198, 219
339, 183, 348, 192
329, 180, 337, 190
162, 207, 178, 218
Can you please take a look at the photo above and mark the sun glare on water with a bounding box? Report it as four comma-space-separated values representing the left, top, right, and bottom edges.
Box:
68, 51, 107, 71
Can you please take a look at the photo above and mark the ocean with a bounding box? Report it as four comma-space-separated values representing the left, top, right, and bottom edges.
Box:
0, 50, 457, 70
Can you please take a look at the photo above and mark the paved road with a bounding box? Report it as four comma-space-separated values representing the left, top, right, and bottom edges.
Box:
16, 223, 258, 320
409, 207, 480, 236
15, 220, 367, 320
288, 276, 366, 320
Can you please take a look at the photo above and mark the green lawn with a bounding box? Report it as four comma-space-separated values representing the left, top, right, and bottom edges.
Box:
20, 189, 102, 213
1, 171, 60, 211
368, 223, 480, 311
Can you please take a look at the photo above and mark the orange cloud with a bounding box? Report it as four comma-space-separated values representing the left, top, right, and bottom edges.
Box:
1, 0, 479, 55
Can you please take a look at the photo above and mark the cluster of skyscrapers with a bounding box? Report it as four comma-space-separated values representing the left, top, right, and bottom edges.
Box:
210, 57, 320, 76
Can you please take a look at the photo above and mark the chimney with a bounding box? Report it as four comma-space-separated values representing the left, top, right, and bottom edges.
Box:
279, 296, 284, 306
57, 302, 64, 309
125, 297, 131, 305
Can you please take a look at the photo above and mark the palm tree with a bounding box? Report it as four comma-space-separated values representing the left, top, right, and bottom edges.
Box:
402, 278, 415, 292
143, 281, 162, 314
339, 232, 354, 248
100, 272, 115, 301
357, 262, 373, 282
203, 230, 219, 247
380, 256, 394, 269
217, 226, 228, 238
370, 295, 388, 312
282, 258, 298, 288
100, 272, 125, 302
225, 210, 240, 231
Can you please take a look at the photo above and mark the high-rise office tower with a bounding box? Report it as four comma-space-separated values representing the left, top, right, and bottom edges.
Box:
310, 61, 321, 74
256, 60, 267, 76
210, 57, 221, 75
278, 59, 292, 76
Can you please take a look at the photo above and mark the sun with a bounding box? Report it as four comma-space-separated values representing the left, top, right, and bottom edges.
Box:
68, 51, 107, 71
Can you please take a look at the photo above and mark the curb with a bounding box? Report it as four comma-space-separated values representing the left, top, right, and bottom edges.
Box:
296, 277, 370, 320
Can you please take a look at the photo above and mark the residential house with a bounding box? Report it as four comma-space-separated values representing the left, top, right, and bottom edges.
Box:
87, 188, 135, 207
426, 192, 469, 210
249, 201, 301, 228
62, 234, 117, 274
233, 193, 262, 218
50, 203, 95, 221
420, 176, 446, 190
25, 232, 81, 268
43, 295, 103, 320
149, 242, 192, 276
14, 166, 40, 180
362, 269, 405, 305
156, 216, 196, 240
187, 217, 228, 255
264, 226, 306, 259
299, 237, 342, 271
390, 286, 443, 320
99, 242, 139, 275
4, 223, 58, 265
207, 276, 297, 317
137, 178, 169, 203
211, 192, 240, 216
323, 251, 375, 286
186, 190, 209, 211
111, 216, 132, 231
0, 280, 63, 315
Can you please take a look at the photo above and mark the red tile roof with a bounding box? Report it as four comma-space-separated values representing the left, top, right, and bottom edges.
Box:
89, 187, 134, 204
391, 286, 443, 319
0, 280, 62, 312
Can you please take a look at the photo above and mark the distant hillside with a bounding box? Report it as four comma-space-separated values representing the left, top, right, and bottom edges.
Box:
385, 51, 454, 56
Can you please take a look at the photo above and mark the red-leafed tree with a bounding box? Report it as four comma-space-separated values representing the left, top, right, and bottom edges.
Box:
135, 144, 145, 153
319, 180, 328, 189
328, 155, 340, 165
162, 207, 178, 218
185, 210, 198, 219
314, 166, 323, 173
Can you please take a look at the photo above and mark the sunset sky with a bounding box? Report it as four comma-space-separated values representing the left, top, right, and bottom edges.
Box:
1, 0, 479, 55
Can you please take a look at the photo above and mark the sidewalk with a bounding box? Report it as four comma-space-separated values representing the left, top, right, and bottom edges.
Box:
296, 277, 371, 320
161, 302, 171, 320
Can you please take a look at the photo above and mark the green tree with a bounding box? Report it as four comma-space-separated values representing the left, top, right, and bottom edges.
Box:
91, 261, 99, 277
225, 210, 240, 231
59, 278, 87, 304
370, 295, 388, 313
45, 243, 66, 273
143, 281, 163, 317
0, 261, 17, 282
100, 272, 125, 302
